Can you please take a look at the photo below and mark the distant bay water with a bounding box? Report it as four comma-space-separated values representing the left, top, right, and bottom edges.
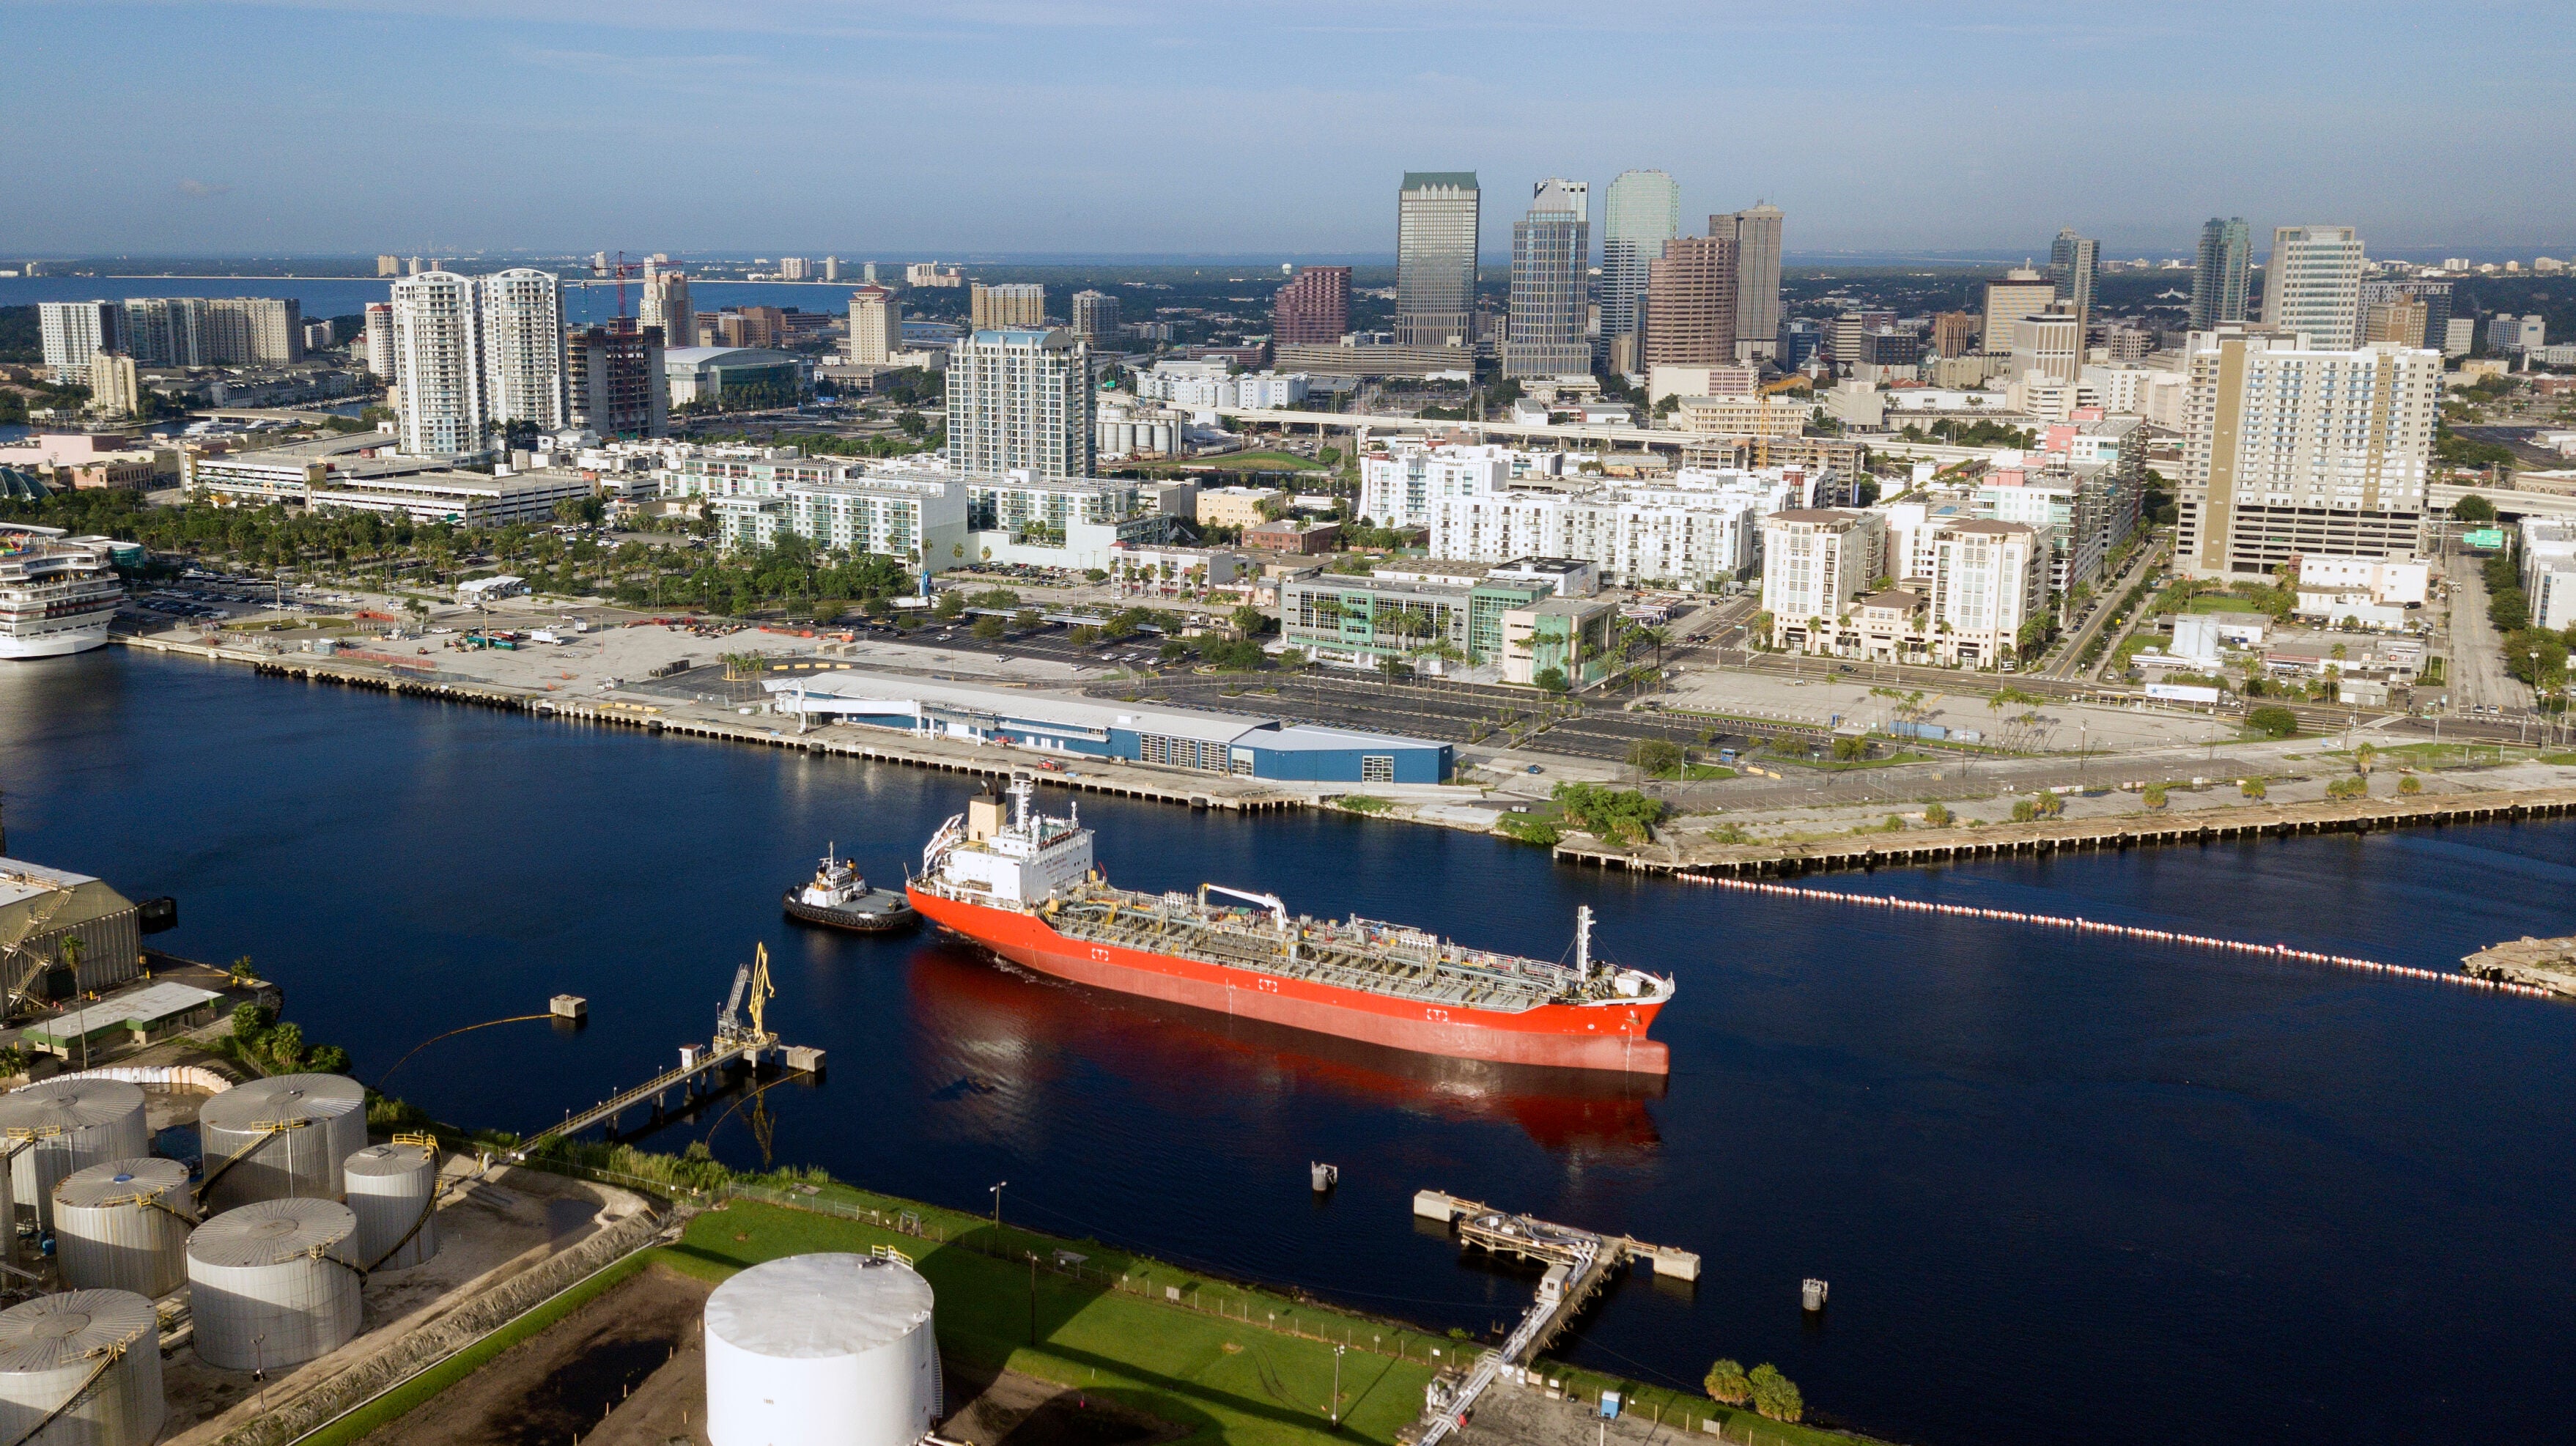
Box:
1, 649, 2572, 1446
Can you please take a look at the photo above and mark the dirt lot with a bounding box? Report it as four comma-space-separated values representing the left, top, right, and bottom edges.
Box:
361, 1262, 1184, 1446
361, 1264, 709, 1446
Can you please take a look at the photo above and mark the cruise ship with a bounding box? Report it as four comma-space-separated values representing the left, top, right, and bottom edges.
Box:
909, 781, 1674, 1074
0, 534, 125, 658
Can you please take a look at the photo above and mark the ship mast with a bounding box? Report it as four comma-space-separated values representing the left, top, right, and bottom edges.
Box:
1576, 905, 1593, 974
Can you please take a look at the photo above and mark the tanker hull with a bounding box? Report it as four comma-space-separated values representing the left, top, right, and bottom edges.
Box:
909, 886, 1669, 1075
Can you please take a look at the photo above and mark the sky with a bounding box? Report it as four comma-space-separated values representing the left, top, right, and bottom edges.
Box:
3, 0, 2570, 260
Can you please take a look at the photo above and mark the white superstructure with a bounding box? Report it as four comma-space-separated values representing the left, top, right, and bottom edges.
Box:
705, 1253, 941, 1446
0, 535, 124, 659
922, 786, 1095, 908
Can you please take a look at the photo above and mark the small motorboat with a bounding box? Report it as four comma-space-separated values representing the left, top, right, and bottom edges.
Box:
783, 845, 918, 934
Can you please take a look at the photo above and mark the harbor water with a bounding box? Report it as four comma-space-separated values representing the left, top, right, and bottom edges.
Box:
2, 649, 2572, 1445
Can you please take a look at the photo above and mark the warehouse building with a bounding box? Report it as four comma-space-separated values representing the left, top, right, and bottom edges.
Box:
763, 675, 1450, 783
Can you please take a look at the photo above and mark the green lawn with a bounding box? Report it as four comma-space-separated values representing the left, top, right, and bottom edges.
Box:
667, 1198, 1442, 1446
2317, 742, 2525, 769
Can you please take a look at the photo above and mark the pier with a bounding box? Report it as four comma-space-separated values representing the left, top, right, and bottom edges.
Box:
117, 632, 1306, 814
1555, 786, 2576, 878
1408, 1190, 1699, 1446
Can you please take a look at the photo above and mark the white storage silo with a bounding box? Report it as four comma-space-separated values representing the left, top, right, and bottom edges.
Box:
196, 1074, 366, 1214
0, 1079, 149, 1232
342, 1142, 439, 1272
54, 1158, 193, 1299
706, 1253, 940, 1446
185, 1199, 363, 1372
0, 1288, 165, 1446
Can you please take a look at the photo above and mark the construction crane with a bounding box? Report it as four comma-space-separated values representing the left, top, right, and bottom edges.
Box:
588, 248, 642, 324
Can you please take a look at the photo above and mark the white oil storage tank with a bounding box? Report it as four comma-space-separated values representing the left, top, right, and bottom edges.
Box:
186, 1199, 363, 1371
705, 1253, 940, 1446
342, 1140, 439, 1272
0, 1079, 149, 1231
0, 1288, 165, 1446
196, 1074, 366, 1214
54, 1157, 194, 1299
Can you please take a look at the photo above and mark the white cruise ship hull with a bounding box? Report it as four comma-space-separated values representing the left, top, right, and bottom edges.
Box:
0, 618, 113, 659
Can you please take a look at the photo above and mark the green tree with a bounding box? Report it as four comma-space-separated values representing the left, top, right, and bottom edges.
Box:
2451, 493, 2496, 523
2399, 772, 2423, 794
1747, 1364, 1803, 1423
1704, 1359, 1752, 1406
2241, 777, 2267, 800
1923, 801, 1953, 827
2247, 705, 2298, 738
2143, 782, 2169, 809
934, 590, 964, 619
971, 614, 1005, 641
1628, 738, 1685, 776
1230, 604, 1266, 637
1533, 665, 1570, 693
1013, 608, 1040, 632
1551, 782, 1664, 846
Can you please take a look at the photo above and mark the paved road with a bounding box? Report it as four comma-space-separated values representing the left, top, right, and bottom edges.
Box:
2038, 536, 2167, 680
2444, 545, 2529, 714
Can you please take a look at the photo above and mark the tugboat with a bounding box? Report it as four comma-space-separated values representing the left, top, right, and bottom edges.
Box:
783, 845, 918, 934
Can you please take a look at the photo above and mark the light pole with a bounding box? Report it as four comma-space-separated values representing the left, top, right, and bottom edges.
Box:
1331, 1343, 1348, 1425
989, 1181, 1006, 1234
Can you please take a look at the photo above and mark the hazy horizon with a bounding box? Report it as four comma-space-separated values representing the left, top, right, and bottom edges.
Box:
4, 1, 2569, 258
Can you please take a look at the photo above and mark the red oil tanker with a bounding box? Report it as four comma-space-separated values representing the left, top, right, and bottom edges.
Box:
907, 781, 1672, 1074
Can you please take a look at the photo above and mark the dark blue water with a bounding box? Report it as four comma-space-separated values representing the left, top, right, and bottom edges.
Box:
4, 651, 2572, 1445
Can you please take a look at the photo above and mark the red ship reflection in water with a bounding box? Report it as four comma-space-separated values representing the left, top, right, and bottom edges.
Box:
902, 939, 1664, 1156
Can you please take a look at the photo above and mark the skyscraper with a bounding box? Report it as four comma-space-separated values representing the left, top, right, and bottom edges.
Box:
36, 301, 119, 382
1979, 268, 2056, 353
1272, 267, 1351, 346
1396, 172, 1480, 350
1502, 178, 1590, 380
389, 271, 485, 454
2048, 228, 2100, 337
971, 284, 1046, 330
479, 268, 567, 434
2260, 225, 2366, 348
1642, 234, 1737, 369
2189, 218, 2251, 331
1710, 204, 1784, 361
1070, 289, 1121, 343
2178, 331, 2436, 576
948, 329, 1096, 479
641, 266, 695, 351
848, 285, 902, 366
363, 302, 395, 382
1601, 171, 1680, 370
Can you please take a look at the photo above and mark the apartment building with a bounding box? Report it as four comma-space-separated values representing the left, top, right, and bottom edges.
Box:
947, 329, 1095, 478
1759, 509, 1887, 650
971, 283, 1047, 331
2261, 226, 2366, 348
2177, 331, 2439, 577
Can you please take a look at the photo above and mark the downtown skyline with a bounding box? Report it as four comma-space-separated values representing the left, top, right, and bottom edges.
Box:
3, 1, 2569, 258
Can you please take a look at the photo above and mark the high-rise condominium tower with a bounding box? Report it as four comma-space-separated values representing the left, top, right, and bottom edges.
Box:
948, 329, 1096, 479
848, 285, 903, 366
1396, 172, 1480, 349
389, 272, 486, 454
2178, 330, 2436, 577
971, 284, 1046, 331
565, 323, 668, 440
1980, 268, 2056, 353
1272, 267, 1351, 346
1070, 289, 1121, 343
2260, 226, 2366, 348
480, 268, 567, 434
1642, 234, 1737, 369
1601, 170, 1680, 367
1503, 178, 1590, 380
363, 302, 395, 381
2189, 218, 2251, 331
37, 301, 119, 381
2048, 228, 2099, 336
1710, 204, 1784, 361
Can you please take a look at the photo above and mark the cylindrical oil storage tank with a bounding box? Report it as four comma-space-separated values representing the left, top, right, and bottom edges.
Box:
195, 1074, 366, 1214
0, 1288, 165, 1446
54, 1157, 194, 1299
186, 1199, 362, 1372
705, 1253, 939, 1446
342, 1142, 439, 1272
0, 1080, 149, 1232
